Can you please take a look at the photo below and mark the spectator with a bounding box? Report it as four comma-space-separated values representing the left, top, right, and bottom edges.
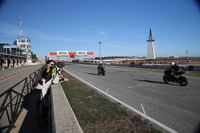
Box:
53, 61, 69, 84
35, 60, 69, 127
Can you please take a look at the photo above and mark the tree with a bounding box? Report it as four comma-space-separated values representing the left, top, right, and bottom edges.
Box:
31, 52, 38, 63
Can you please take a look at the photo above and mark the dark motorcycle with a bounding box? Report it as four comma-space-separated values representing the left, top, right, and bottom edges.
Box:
163, 70, 188, 86
97, 66, 105, 76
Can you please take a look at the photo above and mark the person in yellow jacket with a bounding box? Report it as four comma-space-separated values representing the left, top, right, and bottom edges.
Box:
35, 60, 69, 127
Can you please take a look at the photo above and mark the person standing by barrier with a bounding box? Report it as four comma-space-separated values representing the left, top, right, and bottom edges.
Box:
35, 60, 69, 128
35, 60, 55, 127
53, 61, 69, 84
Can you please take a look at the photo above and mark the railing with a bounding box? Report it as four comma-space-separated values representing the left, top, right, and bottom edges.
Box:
29, 69, 42, 92
0, 66, 44, 133
0, 51, 27, 58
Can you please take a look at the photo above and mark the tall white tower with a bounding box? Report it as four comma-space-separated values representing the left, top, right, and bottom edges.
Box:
147, 28, 156, 59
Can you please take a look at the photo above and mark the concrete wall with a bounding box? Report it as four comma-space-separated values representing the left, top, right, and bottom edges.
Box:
51, 84, 83, 133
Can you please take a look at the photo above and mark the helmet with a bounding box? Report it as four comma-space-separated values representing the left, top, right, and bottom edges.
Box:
170, 62, 175, 66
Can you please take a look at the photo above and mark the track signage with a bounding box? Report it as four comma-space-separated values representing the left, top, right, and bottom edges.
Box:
50, 51, 94, 56
76, 51, 87, 56
57, 51, 68, 56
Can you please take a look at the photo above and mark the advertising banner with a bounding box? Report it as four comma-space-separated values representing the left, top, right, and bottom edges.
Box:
76, 51, 87, 56
57, 51, 68, 56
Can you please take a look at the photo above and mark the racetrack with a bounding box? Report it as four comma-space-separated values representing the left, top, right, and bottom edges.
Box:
64, 63, 200, 133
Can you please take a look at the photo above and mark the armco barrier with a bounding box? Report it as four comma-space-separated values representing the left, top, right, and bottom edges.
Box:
80, 62, 200, 71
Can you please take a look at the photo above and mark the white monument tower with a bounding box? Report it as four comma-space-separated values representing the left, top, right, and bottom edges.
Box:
147, 28, 156, 59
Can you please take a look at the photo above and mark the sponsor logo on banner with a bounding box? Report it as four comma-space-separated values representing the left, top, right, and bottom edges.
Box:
76, 51, 87, 56
57, 51, 68, 56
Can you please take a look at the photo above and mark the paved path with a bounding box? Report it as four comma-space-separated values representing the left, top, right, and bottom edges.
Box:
11, 85, 83, 133
11, 90, 48, 133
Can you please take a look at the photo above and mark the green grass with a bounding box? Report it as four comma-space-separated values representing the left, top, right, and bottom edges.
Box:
107, 66, 200, 77
61, 71, 161, 133
184, 70, 200, 77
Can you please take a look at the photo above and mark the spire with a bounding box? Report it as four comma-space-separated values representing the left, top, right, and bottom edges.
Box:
147, 28, 156, 59
149, 28, 152, 40
147, 28, 154, 42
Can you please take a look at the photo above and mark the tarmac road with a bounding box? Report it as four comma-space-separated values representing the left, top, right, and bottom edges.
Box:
0, 64, 43, 94
64, 63, 200, 133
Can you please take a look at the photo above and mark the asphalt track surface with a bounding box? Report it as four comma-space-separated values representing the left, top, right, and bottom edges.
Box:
0, 64, 43, 94
64, 63, 200, 133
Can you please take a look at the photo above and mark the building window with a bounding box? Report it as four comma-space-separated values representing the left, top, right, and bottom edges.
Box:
21, 44, 26, 48
27, 45, 31, 49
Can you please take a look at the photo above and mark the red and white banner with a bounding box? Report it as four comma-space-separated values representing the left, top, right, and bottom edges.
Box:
57, 51, 68, 56
49, 51, 94, 56
76, 51, 87, 56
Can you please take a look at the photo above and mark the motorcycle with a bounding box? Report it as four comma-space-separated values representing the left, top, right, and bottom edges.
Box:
163, 70, 188, 86
97, 66, 105, 76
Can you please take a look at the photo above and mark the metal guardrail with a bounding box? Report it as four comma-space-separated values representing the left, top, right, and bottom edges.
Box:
0, 66, 44, 133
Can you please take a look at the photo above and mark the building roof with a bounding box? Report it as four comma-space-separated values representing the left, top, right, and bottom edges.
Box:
0, 43, 10, 46
16, 37, 31, 41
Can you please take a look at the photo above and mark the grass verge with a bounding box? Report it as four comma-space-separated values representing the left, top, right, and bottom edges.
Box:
107, 66, 200, 77
184, 70, 200, 77
61, 71, 161, 133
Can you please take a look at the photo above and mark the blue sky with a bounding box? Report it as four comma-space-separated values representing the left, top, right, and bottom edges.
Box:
0, 0, 200, 58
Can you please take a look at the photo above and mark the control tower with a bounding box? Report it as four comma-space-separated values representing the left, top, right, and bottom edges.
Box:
13, 16, 32, 64
147, 28, 156, 59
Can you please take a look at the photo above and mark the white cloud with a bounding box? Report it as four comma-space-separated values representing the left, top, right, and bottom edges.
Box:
25, 28, 93, 44
0, 22, 93, 44
0, 22, 19, 36
99, 31, 108, 36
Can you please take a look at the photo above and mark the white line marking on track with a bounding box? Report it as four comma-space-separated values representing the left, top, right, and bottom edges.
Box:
140, 103, 146, 115
64, 69, 178, 133
106, 88, 109, 93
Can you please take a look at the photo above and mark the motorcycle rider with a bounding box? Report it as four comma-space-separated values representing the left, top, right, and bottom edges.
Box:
163, 62, 187, 86
169, 62, 180, 78
98, 62, 105, 70
97, 62, 105, 75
